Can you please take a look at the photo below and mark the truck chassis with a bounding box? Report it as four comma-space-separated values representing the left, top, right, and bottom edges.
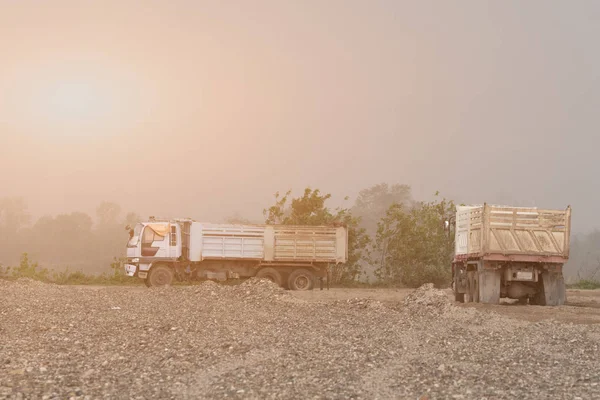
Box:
453, 257, 566, 305
128, 258, 329, 291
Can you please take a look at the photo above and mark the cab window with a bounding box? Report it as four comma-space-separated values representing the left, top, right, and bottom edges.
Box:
142, 227, 165, 244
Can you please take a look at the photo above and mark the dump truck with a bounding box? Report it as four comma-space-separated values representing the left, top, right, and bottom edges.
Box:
451, 204, 571, 305
124, 218, 348, 290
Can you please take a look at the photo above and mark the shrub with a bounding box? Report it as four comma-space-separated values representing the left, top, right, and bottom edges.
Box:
569, 279, 600, 290
1, 253, 140, 285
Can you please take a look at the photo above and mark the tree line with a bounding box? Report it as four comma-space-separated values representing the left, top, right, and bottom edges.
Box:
0, 198, 139, 274
1, 184, 597, 286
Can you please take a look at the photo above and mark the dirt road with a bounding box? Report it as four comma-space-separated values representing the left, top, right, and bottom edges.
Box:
292, 287, 600, 324
1, 280, 599, 399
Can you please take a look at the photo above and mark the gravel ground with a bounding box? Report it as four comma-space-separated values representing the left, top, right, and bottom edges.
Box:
1, 279, 599, 399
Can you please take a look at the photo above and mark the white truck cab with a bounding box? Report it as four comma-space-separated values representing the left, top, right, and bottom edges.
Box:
125, 221, 182, 279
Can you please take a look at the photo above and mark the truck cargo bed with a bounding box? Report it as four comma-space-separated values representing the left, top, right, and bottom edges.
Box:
454, 205, 571, 262
188, 223, 347, 264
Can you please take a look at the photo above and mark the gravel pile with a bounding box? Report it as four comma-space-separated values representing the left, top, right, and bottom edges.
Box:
402, 283, 452, 315
1, 280, 599, 399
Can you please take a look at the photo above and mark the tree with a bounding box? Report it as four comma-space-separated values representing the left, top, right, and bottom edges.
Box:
0, 197, 31, 264
374, 195, 455, 287
263, 190, 292, 225
96, 201, 121, 226
124, 212, 142, 227
566, 230, 600, 281
93, 202, 131, 269
352, 183, 413, 236
224, 213, 253, 225
351, 184, 413, 282
263, 188, 369, 283
0, 197, 30, 234
55, 212, 94, 234
30, 212, 94, 263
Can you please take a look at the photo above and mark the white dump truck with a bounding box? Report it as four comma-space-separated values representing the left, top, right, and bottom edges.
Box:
124, 218, 348, 290
452, 204, 571, 305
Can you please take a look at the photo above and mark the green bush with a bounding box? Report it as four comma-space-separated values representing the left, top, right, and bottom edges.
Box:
398, 263, 452, 288
569, 279, 600, 290
10, 253, 49, 281
373, 196, 455, 288
1, 253, 140, 285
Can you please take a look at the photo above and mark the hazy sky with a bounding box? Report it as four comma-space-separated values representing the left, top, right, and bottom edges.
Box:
1, 0, 598, 232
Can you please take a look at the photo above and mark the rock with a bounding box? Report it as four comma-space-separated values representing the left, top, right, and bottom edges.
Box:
9, 369, 25, 375
0, 280, 598, 399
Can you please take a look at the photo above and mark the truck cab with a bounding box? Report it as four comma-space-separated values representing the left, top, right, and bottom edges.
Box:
125, 221, 181, 279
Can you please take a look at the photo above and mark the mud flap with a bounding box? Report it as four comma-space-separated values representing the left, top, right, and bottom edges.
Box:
478, 269, 501, 304
539, 272, 566, 306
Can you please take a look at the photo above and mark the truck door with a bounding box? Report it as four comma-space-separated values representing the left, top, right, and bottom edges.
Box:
141, 225, 168, 257
168, 224, 181, 258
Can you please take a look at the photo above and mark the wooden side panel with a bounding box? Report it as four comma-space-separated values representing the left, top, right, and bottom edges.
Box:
273, 226, 341, 263
483, 205, 570, 258
456, 205, 571, 260
190, 223, 348, 264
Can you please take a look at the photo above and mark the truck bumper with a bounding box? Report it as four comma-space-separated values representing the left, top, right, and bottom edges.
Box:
125, 264, 137, 277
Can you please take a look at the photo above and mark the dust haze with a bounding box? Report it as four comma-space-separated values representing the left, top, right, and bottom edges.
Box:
1, 1, 599, 277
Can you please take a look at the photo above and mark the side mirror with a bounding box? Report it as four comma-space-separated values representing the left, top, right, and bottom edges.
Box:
125, 225, 134, 238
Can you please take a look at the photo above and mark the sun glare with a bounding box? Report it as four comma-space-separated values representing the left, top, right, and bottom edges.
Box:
7, 56, 149, 139
43, 79, 112, 122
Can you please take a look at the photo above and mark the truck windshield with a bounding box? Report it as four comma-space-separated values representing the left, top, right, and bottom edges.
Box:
127, 223, 143, 247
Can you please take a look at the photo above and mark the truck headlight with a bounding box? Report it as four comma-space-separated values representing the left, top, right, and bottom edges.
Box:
131, 258, 139, 263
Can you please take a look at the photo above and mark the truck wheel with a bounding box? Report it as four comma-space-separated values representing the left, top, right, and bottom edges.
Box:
255, 267, 283, 287
517, 297, 528, 305
465, 272, 474, 303
536, 272, 566, 306
452, 280, 465, 303
531, 286, 545, 305
288, 269, 315, 291
454, 291, 465, 303
146, 264, 174, 287
478, 269, 501, 304
472, 273, 480, 303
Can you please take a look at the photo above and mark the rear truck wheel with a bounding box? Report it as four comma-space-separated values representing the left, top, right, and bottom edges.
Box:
255, 267, 283, 287
288, 269, 315, 291
453, 280, 465, 303
472, 272, 480, 303
517, 297, 529, 305
466, 271, 476, 303
535, 272, 566, 306
478, 269, 501, 304
454, 291, 465, 303
452, 265, 466, 303
146, 264, 174, 287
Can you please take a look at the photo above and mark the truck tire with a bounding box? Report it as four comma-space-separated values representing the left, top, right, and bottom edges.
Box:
255, 267, 283, 287
454, 291, 465, 303
146, 264, 174, 287
534, 272, 566, 306
472, 272, 480, 303
288, 269, 315, 291
453, 280, 465, 303
478, 269, 501, 304
465, 272, 474, 303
